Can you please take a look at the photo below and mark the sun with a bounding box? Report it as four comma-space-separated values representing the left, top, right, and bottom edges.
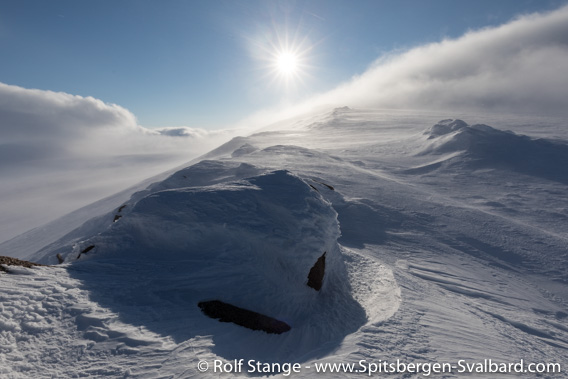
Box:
248, 25, 314, 89
270, 46, 308, 86
276, 51, 298, 76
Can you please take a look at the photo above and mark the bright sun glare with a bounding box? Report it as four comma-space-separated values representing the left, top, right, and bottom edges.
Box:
276, 51, 298, 75
253, 27, 313, 88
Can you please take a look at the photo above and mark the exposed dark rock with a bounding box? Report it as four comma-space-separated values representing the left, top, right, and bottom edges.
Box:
313, 180, 334, 191
81, 245, 95, 254
320, 182, 334, 191
77, 245, 95, 259
198, 300, 291, 334
118, 205, 127, 212
307, 252, 326, 291
113, 215, 122, 222
56, 253, 64, 264
0, 256, 46, 273
309, 184, 319, 192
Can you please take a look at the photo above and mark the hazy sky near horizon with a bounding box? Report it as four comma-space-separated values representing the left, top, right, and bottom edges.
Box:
2, 0, 567, 129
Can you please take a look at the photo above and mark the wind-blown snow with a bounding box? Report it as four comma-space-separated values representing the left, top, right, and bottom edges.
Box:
1, 107, 566, 377
237, 5, 568, 131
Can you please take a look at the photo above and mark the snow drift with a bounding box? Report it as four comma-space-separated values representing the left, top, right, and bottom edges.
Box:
31, 165, 389, 366
410, 119, 568, 183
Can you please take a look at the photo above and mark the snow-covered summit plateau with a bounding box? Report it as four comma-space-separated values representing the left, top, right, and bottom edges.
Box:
1, 108, 566, 378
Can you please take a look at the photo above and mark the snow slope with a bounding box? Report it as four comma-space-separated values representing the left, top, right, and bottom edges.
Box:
1, 108, 567, 378
416, 118, 568, 183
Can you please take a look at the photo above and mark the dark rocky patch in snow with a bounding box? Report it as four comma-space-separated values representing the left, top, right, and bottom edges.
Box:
0, 256, 45, 272
198, 300, 291, 334
307, 252, 326, 291
311, 179, 335, 191
77, 245, 95, 259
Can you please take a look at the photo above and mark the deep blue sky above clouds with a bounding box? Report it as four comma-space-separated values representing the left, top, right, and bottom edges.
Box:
1, 0, 566, 129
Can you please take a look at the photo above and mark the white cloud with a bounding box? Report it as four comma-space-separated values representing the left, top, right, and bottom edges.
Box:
153, 126, 217, 138
337, 5, 568, 114
0, 83, 138, 139
240, 5, 568, 128
0, 83, 239, 243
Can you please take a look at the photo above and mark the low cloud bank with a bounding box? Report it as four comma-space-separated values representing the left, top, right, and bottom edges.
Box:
154, 126, 215, 138
0, 83, 138, 139
331, 5, 568, 114
0, 83, 237, 243
0, 82, 231, 162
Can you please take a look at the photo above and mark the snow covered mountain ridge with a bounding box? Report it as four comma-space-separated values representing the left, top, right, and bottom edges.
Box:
1, 108, 566, 377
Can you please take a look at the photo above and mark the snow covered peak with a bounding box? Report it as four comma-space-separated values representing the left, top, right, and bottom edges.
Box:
43, 167, 369, 337
425, 118, 468, 137
31, 166, 374, 362
415, 119, 568, 183
69, 170, 341, 280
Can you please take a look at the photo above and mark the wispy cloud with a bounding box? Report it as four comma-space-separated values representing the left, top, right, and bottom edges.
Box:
241, 5, 568, 127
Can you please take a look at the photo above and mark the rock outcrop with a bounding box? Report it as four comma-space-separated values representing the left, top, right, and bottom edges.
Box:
0, 256, 45, 273
307, 252, 326, 291
198, 300, 291, 334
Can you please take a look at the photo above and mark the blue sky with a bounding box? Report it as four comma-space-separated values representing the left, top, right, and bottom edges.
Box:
1, 0, 566, 128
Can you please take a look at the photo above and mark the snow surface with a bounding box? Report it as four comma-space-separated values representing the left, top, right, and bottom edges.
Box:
1, 108, 567, 378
